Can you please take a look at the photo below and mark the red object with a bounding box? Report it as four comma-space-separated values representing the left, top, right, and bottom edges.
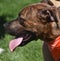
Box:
47, 36, 60, 61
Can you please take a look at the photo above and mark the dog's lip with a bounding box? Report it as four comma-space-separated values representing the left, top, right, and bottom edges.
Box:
9, 32, 32, 52
23, 34, 32, 41
15, 31, 32, 42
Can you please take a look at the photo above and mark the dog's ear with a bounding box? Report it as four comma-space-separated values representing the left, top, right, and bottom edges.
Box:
41, 0, 54, 6
37, 8, 58, 23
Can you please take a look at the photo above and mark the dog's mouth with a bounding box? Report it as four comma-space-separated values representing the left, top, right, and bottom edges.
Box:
9, 31, 36, 52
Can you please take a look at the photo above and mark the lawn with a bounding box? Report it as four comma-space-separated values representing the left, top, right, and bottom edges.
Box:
0, 0, 44, 61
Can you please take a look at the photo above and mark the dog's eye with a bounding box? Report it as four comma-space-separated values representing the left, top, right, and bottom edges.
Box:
38, 9, 58, 23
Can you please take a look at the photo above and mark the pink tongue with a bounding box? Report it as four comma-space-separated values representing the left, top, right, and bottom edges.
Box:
9, 37, 23, 52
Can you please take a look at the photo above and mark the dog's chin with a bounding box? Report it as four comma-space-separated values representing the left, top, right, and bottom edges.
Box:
9, 31, 37, 52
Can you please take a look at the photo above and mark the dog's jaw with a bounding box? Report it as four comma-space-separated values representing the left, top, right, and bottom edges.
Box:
4, 3, 60, 52
9, 31, 36, 52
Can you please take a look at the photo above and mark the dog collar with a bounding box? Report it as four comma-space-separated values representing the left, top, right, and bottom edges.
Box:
47, 36, 60, 61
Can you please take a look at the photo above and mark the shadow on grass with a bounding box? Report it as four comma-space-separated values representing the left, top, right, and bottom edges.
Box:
0, 15, 14, 39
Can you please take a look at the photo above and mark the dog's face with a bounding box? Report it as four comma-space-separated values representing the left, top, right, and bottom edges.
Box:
4, 3, 60, 51
4, 3, 60, 41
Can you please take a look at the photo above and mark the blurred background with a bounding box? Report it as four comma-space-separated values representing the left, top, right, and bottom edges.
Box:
0, 0, 43, 61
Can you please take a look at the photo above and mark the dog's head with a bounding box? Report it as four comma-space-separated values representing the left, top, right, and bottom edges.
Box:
4, 3, 60, 51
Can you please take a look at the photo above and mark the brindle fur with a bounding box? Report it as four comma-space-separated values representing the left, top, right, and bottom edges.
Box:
4, 3, 60, 61
41, 0, 60, 61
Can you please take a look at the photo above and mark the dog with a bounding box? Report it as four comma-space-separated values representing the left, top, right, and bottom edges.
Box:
4, 3, 60, 61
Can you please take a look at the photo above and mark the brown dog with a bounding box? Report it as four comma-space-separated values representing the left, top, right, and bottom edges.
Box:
4, 3, 60, 61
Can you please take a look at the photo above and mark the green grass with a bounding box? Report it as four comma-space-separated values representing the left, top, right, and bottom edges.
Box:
0, 0, 44, 61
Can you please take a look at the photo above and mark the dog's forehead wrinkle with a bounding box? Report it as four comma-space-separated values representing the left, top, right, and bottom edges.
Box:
20, 6, 32, 19
20, 3, 52, 19
20, 8, 37, 20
